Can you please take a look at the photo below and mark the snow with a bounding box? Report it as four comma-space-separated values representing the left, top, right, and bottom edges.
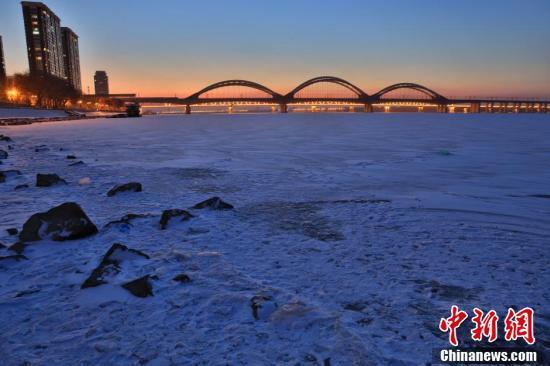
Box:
0, 113, 549, 365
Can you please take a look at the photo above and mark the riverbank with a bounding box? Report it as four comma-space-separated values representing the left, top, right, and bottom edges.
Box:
0, 107, 126, 125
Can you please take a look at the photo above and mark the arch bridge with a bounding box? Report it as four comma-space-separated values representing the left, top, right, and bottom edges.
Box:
117, 76, 550, 114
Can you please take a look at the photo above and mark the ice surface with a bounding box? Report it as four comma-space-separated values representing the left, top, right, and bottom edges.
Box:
0, 113, 549, 365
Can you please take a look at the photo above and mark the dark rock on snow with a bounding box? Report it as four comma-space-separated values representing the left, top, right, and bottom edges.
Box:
0, 170, 22, 183
19, 202, 98, 242
4, 169, 21, 176
81, 243, 150, 289
8, 242, 27, 255
14, 184, 29, 190
66, 155, 77, 159
105, 213, 152, 228
159, 209, 194, 230
34, 146, 49, 152
6, 228, 18, 236
0, 255, 28, 263
173, 273, 191, 283
36, 173, 67, 187
122, 275, 154, 297
107, 182, 142, 197
0, 150, 8, 159
250, 294, 278, 320
0, 134, 13, 142
192, 196, 234, 210
69, 160, 84, 166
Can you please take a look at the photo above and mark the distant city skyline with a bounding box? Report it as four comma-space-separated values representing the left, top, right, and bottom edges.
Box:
1, 0, 550, 97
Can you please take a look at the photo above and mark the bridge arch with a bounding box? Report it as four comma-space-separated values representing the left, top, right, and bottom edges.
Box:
372, 83, 447, 101
286, 76, 368, 99
188, 80, 282, 100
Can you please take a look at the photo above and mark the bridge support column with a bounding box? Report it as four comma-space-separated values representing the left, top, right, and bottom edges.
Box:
184, 105, 191, 114
470, 102, 480, 113
279, 103, 288, 113
363, 103, 373, 113
437, 104, 448, 113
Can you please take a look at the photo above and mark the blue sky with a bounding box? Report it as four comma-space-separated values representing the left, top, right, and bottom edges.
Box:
1, 0, 549, 97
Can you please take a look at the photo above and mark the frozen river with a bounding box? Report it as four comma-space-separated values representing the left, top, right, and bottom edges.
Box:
1, 113, 549, 365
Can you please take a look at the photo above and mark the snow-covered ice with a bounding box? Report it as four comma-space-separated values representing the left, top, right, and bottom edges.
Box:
0, 113, 549, 365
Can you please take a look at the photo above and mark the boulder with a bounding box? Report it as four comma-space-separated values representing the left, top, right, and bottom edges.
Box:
66, 155, 77, 159
122, 275, 153, 297
81, 243, 150, 288
36, 173, 67, 187
172, 273, 191, 283
34, 146, 49, 152
0, 135, 12, 142
192, 196, 234, 210
0, 150, 7, 159
104, 213, 152, 228
159, 209, 194, 230
14, 184, 29, 190
0, 170, 22, 183
9, 242, 26, 255
6, 228, 18, 236
69, 161, 84, 166
19, 202, 98, 242
0, 255, 28, 263
250, 294, 278, 320
107, 182, 142, 197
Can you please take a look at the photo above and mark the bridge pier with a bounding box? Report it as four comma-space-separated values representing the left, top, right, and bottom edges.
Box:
185, 105, 191, 114
279, 103, 288, 113
437, 104, 448, 113
363, 103, 373, 113
470, 102, 480, 113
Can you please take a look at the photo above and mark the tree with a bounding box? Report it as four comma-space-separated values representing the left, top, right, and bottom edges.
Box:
10, 72, 81, 108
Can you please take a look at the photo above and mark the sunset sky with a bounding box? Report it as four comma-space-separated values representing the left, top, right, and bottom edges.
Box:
1, 0, 549, 97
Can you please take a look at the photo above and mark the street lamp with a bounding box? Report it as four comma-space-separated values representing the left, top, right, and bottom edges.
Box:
6, 88, 19, 101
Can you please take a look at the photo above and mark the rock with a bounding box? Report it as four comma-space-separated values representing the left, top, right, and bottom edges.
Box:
81, 243, 150, 288
192, 196, 234, 210
19, 202, 98, 242
0, 150, 8, 159
250, 294, 278, 320
66, 155, 77, 159
34, 146, 49, 152
0, 170, 22, 183
104, 213, 152, 228
36, 173, 67, 187
122, 275, 153, 297
8, 242, 26, 255
0, 134, 12, 142
159, 209, 194, 230
69, 160, 84, 166
172, 273, 191, 283
0, 255, 28, 263
6, 228, 18, 236
107, 182, 142, 197
14, 184, 29, 190
0, 242, 5, 248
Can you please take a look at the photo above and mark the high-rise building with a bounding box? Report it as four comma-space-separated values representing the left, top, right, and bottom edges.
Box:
61, 27, 81, 91
0, 36, 6, 88
94, 71, 109, 95
21, 2, 66, 79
